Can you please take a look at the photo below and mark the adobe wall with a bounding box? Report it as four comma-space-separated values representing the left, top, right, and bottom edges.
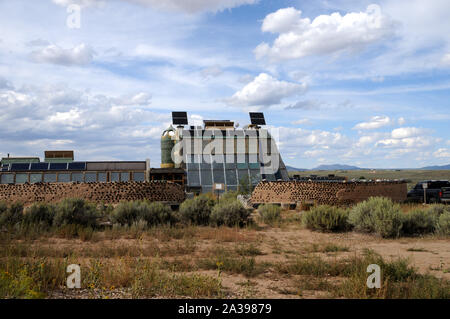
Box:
250, 181, 407, 206
0, 181, 185, 206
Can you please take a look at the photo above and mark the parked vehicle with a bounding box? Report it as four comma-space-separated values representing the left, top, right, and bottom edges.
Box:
441, 187, 450, 204
407, 180, 450, 203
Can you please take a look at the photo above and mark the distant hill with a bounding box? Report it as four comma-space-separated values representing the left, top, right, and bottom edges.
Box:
312, 164, 363, 170
285, 165, 308, 172
420, 164, 450, 170
285, 164, 363, 171
286, 163, 450, 171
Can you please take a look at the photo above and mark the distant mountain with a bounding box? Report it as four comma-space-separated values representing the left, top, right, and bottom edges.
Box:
286, 165, 308, 172
312, 164, 363, 170
420, 164, 450, 170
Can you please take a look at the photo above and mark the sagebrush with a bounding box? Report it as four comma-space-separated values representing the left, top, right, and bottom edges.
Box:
302, 205, 351, 232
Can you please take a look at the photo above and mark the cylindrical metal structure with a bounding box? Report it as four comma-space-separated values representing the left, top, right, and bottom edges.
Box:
161, 125, 175, 168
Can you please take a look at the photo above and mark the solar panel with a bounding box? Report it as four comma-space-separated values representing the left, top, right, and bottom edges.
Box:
249, 112, 266, 125
10, 163, 31, 171
30, 163, 49, 171
172, 111, 188, 125
68, 162, 86, 170
49, 163, 68, 170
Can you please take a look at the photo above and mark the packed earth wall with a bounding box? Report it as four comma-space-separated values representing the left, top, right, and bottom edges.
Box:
0, 181, 185, 206
250, 181, 407, 206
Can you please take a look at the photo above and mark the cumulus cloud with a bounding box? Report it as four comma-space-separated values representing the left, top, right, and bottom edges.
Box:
226, 73, 306, 107
115, 92, 152, 106
255, 4, 396, 60
391, 127, 425, 139
355, 132, 388, 148
442, 53, 450, 66
353, 116, 391, 130
285, 99, 323, 110
433, 148, 450, 158
292, 119, 311, 126
0, 80, 163, 146
276, 126, 350, 150
30, 43, 94, 66
52, 0, 258, 13
26, 39, 51, 47
375, 127, 433, 150
398, 117, 406, 125
0, 77, 12, 90
201, 65, 223, 78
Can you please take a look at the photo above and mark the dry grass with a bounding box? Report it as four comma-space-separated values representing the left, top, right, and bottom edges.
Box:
1, 204, 449, 299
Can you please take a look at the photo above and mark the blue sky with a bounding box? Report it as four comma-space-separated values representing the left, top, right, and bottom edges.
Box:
0, 0, 449, 169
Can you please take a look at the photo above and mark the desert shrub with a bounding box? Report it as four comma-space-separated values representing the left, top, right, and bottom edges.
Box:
139, 202, 175, 226
258, 204, 281, 224
0, 203, 24, 226
0, 201, 7, 215
302, 205, 351, 232
437, 212, 450, 236
402, 209, 437, 236
110, 201, 140, 225
111, 201, 174, 226
219, 191, 239, 203
426, 204, 449, 217
210, 200, 251, 227
179, 194, 215, 225
53, 198, 100, 227
23, 203, 55, 226
349, 197, 403, 238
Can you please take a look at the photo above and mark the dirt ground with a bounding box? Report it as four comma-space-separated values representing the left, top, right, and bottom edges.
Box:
8, 213, 447, 299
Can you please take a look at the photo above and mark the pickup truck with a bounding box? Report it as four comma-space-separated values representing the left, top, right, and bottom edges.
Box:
406, 180, 450, 203
441, 187, 450, 204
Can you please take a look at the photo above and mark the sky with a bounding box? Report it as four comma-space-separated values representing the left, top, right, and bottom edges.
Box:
0, 0, 449, 169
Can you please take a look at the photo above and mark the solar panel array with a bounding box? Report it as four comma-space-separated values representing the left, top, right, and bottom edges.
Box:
2, 162, 87, 172
172, 111, 188, 125
249, 112, 266, 125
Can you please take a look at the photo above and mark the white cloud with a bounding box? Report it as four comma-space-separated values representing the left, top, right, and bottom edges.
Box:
26, 39, 51, 47
48, 108, 86, 127
114, 92, 152, 106
189, 114, 204, 126
285, 99, 323, 110
371, 76, 385, 83
292, 119, 310, 126
52, 0, 258, 13
398, 117, 406, 125
261, 7, 302, 33
433, 148, 450, 158
255, 4, 396, 60
377, 136, 434, 149
355, 132, 388, 148
201, 65, 223, 78
30, 43, 94, 66
226, 73, 306, 107
373, 127, 432, 151
353, 116, 391, 130
391, 127, 424, 139
442, 53, 450, 66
